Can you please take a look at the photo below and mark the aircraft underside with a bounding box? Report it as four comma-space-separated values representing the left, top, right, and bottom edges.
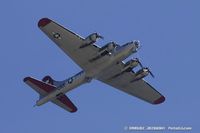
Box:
24, 18, 165, 113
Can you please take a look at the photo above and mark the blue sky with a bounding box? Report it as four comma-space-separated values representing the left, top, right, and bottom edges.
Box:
0, 0, 199, 132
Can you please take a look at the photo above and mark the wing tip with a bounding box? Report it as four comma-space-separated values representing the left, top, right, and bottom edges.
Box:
153, 96, 165, 104
23, 77, 30, 82
70, 107, 78, 113
38, 18, 51, 27
57, 95, 78, 113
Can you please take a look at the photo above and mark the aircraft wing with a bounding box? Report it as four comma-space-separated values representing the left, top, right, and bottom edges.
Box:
97, 62, 165, 104
38, 18, 101, 71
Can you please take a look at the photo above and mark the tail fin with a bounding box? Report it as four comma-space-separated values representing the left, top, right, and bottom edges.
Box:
42, 75, 65, 87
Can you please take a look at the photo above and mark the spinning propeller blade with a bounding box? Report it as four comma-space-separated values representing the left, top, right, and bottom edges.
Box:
96, 33, 104, 39
147, 68, 155, 78
135, 58, 144, 68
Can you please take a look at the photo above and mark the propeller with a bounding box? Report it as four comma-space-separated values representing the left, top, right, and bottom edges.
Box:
135, 58, 144, 68
134, 56, 155, 78
112, 41, 119, 47
95, 33, 104, 39
132, 40, 154, 79
146, 67, 155, 78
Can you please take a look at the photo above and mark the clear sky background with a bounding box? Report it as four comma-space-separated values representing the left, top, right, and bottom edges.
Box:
0, 0, 199, 132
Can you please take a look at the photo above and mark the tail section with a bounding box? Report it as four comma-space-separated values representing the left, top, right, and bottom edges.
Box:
24, 77, 56, 96
23, 76, 77, 113
42, 75, 65, 87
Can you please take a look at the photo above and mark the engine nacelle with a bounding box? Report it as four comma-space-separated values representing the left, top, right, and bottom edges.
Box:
85, 33, 99, 44
80, 33, 103, 48
100, 42, 116, 53
132, 68, 149, 82
122, 58, 140, 72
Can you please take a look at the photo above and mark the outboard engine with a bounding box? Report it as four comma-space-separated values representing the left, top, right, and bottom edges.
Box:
132, 67, 154, 82
80, 33, 103, 48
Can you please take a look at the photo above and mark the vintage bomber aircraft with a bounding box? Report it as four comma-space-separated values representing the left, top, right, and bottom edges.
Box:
24, 18, 165, 113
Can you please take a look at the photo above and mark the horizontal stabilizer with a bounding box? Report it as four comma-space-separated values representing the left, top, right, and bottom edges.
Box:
24, 77, 56, 96
52, 93, 77, 113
